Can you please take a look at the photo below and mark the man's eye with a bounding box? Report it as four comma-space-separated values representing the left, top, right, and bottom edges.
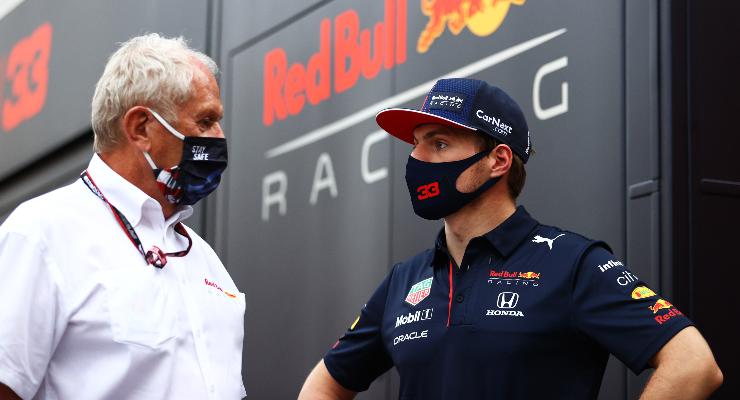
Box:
436, 141, 448, 150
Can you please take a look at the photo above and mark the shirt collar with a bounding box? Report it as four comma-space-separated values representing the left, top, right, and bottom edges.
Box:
85, 154, 193, 227
432, 206, 539, 267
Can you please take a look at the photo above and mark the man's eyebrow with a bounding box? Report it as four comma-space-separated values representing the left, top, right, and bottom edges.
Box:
421, 128, 452, 141
196, 106, 224, 120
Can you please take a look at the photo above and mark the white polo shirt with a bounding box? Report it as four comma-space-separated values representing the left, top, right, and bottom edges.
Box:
0, 154, 246, 400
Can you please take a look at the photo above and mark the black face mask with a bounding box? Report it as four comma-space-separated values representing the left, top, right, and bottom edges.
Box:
405, 150, 500, 220
144, 109, 228, 206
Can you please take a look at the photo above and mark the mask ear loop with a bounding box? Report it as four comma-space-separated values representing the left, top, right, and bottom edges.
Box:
143, 108, 187, 171
147, 108, 186, 140
142, 152, 159, 170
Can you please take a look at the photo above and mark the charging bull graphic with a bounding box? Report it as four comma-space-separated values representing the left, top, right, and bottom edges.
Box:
417, 0, 525, 53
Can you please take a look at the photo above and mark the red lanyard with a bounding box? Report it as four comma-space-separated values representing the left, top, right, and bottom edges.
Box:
80, 170, 192, 268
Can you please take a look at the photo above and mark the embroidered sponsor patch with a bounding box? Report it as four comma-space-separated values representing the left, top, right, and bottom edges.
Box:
631, 286, 656, 299
204, 278, 238, 299
405, 277, 433, 306
426, 92, 467, 113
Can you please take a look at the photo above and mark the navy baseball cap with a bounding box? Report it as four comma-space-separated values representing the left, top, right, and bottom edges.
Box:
376, 78, 531, 163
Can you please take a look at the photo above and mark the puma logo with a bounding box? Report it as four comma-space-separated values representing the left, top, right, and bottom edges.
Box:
532, 234, 565, 250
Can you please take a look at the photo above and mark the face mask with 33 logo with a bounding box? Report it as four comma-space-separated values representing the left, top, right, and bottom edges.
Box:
404, 150, 500, 220
143, 108, 228, 205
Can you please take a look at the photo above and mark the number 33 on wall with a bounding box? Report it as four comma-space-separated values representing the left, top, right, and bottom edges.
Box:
1, 22, 52, 133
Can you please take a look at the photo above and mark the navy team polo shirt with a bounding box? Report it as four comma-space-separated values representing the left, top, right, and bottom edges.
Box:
324, 206, 692, 399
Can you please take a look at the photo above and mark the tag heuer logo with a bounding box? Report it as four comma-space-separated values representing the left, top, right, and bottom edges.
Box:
405, 277, 433, 306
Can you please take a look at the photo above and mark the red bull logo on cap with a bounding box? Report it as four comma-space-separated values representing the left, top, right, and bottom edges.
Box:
417, 0, 526, 53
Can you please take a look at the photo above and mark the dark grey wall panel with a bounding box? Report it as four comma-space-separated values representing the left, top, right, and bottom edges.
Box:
625, 1, 662, 398
220, 1, 395, 398
220, 0, 328, 52
0, 136, 92, 223
0, 0, 209, 180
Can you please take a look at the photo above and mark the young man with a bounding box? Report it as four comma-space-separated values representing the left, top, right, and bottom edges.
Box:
299, 78, 722, 399
0, 35, 245, 399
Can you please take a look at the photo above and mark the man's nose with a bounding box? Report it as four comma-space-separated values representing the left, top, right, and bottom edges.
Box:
210, 122, 225, 139
410, 146, 427, 161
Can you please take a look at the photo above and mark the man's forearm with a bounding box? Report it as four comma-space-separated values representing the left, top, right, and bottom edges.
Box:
298, 360, 356, 400
640, 327, 723, 399
640, 363, 723, 399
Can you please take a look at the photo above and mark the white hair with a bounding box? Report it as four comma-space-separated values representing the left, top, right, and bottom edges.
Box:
91, 33, 219, 152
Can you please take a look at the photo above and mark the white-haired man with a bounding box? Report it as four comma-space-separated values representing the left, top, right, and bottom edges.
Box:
0, 34, 245, 399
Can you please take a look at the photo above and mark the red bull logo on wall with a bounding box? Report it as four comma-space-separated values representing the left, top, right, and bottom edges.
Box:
418, 0, 525, 53
1, 22, 53, 132
263, 0, 407, 127
262, 0, 527, 127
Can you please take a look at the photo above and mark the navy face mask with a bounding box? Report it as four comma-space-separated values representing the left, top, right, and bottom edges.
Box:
144, 108, 228, 206
405, 150, 500, 220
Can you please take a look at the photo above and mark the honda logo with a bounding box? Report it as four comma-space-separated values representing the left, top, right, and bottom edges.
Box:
496, 292, 519, 309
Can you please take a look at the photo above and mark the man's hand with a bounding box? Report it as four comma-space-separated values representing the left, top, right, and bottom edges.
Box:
298, 359, 357, 400
640, 326, 722, 399
0, 383, 21, 400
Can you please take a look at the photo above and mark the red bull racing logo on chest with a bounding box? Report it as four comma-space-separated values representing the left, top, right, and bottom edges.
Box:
405, 277, 433, 306
488, 269, 541, 287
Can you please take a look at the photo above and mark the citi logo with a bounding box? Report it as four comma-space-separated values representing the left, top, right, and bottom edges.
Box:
617, 270, 639, 286
395, 308, 433, 328
597, 259, 624, 273
496, 292, 519, 309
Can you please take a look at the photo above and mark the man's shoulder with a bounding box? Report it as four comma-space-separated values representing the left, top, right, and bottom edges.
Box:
390, 248, 436, 280
2, 181, 88, 236
180, 224, 215, 254
179, 224, 228, 267
529, 222, 612, 257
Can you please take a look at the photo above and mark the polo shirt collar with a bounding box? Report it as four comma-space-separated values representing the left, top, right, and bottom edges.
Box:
85, 154, 193, 227
482, 206, 539, 258
432, 206, 539, 267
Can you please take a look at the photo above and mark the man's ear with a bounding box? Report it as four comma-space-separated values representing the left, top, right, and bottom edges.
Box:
488, 144, 513, 178
121, 106, 154, 153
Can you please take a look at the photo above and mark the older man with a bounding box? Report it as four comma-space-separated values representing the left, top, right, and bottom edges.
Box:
0, 34, 245, 399
299, 78, 722, 399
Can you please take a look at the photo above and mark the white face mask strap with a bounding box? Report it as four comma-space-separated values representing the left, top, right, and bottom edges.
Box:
147, 108, 186, 140
143, 152, 159, 170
